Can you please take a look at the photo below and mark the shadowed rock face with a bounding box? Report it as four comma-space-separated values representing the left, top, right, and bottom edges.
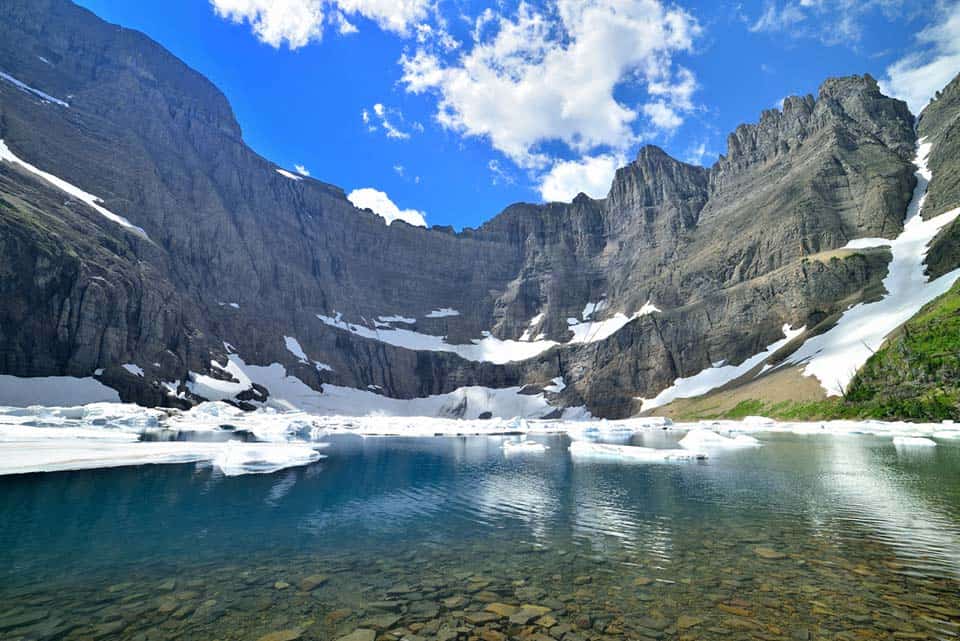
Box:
0, 0, 944, 417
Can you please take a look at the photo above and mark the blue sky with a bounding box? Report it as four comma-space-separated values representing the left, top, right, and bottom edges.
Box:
76, 0, 960, 230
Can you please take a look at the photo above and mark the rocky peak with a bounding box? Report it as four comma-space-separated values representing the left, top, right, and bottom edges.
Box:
605, 144, 709, 232
712, 74, 914, 194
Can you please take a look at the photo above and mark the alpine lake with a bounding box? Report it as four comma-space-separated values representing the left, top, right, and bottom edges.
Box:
1, 430, 959, 641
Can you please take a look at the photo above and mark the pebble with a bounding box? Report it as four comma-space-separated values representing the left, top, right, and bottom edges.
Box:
299, 574, 328, 592
753, 547, 787, 560
335, 629, 376, 641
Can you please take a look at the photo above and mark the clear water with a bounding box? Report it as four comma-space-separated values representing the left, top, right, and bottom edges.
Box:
1, 432, 959, 641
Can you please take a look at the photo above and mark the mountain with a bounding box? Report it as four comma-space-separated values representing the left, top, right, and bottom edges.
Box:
1, 0, 958, 419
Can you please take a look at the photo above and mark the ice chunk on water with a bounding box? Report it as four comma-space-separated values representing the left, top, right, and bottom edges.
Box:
209, 441, 325, 476
569, 441, 707, 462
502, 438, 548, 454
679, 429, 761, 451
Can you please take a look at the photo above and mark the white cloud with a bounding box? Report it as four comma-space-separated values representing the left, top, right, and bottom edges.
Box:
749, 2, 806, 33
880, 1, 960, 115
747, 1, 907, 47
364, 103, 412, 139
210, 0, 430, 48
294, 163, 310, 176
400, 0, 700, 169
684, 141, 714, 166
347, 188, 427, 227
393, 164, 405, 176
211, 0, 325, 48
642, 101, 683, 131
538, 154, 624, 203
488, 159, 515, 186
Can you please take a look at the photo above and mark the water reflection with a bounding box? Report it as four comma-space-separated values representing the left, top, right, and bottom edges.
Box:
0, 432, 958, 641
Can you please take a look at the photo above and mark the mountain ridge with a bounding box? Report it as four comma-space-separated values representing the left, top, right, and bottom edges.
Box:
1, 0, 958, 419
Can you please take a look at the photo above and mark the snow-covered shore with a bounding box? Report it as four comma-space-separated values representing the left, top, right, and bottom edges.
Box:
0, 401, 957, 476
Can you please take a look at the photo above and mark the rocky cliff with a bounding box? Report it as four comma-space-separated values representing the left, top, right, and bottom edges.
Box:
0, 0, 955, 418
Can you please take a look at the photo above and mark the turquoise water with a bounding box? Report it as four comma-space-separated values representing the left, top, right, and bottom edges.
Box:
1, 432, 959, 640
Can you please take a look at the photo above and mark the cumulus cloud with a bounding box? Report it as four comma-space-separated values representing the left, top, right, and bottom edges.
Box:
210, 0, 430, 48
880, 1, 960, 115
294, 164, 310, 176
211, 0, 325, 48
400, 0, 700, 169
538, 154, 625, 203
347, 188, 427, 227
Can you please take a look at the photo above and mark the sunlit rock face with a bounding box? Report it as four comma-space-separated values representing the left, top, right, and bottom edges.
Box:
1, 0, 955, 417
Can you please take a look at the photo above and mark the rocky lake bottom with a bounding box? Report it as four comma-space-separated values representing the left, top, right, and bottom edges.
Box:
1, 431, 958, 641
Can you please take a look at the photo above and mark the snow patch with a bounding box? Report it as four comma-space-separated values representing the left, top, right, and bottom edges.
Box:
275, 168, 303, 181
284, 336, 309, 362
544, 377, 567, 393
319, 302, 658, 363
0, 70, 69, 107
582, 300, 608, 319
0, 139, 149, 239
787, 139, 960, 395
122, 364, 144, 377
519, 313, 545, 341
425, 308, 460, 318
0, 375, 121, 406
641, 324, 805, 411
378, 314, 417, 324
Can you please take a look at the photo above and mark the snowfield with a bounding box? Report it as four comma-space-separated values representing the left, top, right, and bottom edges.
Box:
787, 139, 960, 395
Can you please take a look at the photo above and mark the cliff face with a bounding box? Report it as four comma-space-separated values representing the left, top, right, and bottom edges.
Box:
0, 0, 946, 417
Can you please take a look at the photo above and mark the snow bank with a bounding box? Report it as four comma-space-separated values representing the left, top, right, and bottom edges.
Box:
0, 139, 149, 239
318, 301, 657, 364
0, 375, 120, 406
0, 70, 69, 107
787, 139, 960, 395
569, 440, 707, 462
640, 324, 805, 411
186, 351, 582, 420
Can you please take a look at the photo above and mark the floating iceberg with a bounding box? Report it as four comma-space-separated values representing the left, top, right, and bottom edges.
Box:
209, 441, 326, 476
679, 429, 761, 451
568, 441, 707, 462
502, 438, 548, 454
